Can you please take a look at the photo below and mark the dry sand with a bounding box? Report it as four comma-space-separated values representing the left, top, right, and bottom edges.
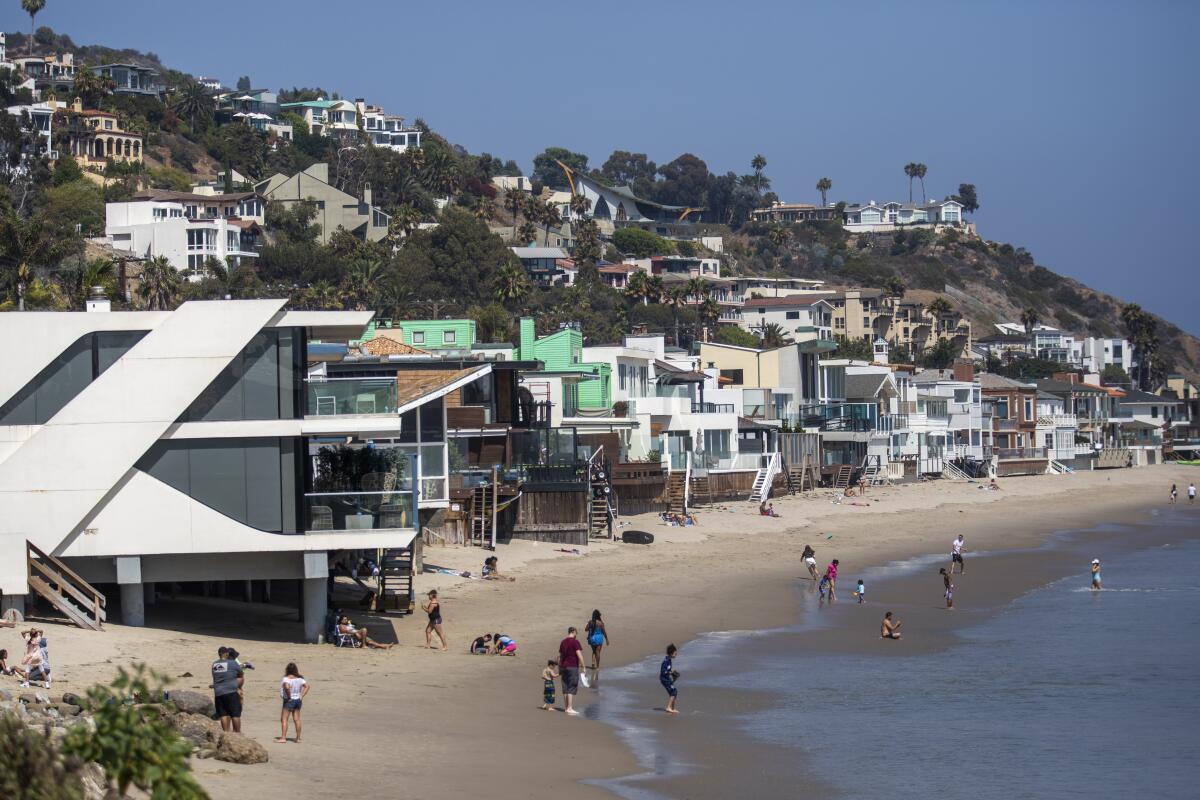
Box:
7, 465, 1197, 798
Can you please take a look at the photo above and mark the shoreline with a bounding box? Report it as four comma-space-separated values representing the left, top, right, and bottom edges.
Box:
12, 465, 1198, 799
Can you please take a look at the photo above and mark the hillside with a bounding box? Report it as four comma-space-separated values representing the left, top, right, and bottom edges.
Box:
725, 221, 1200, 380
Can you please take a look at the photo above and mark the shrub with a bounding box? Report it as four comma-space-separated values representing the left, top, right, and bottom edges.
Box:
0, 714, 84, 799
612, 228, 671, 258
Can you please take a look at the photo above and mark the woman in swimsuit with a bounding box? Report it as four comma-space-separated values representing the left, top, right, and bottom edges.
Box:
422, 590, 447, 651
880, 612, 902, 640
802, 545, 818, 580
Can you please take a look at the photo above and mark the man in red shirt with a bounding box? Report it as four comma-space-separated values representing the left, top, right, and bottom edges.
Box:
558, 627, 584, 715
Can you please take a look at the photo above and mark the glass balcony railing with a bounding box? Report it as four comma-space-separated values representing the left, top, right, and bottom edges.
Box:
304, 490, 416, 532
306, 378, 398, 416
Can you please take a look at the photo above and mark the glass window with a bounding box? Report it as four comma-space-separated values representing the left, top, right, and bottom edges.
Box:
719, 369, 744, 385
443, 330, 456, 344
954, 389, 970, 404
1024, 397, 1034, 420
618, 364, 627, 390
419, 398, 444, 442
785, 311, 800, 320
412, 331, 424, 344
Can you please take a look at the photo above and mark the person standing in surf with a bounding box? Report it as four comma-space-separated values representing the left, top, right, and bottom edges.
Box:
585, 609, 609, 671
660, 644, 679, 714
823, 559, 840, 601
1091, 558, 1102, 590
940, 567, 955, 609
951, 534, 966, 574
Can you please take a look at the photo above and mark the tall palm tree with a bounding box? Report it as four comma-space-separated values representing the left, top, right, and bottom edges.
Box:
493, 263, 531, 306
539, 200, 562, 247
685, 276, 709, 302
569, 192, 591, 221
386, 204, 422, 244
767, 225, 792, 249
22, 0, 46, 56
137, 256, 181, 311
698, 296, 721, 343
624, 270, 651, 305
759, 322, 792, 349
645, 274, 664, 304
666, 287, 689, 348
71, 66, 115, 109
73, 257, 115, 308
517, 221, 537, 246
170, 80, 215, 132
472, 195, 495, 222
339, 258, 386, 311
914, 163, 928, 203
420, 150, 459, 198
928, 297, 953, 317
816, 177, 832, 207
1019, 306, 1040, 337
0, 212, 58, 312
506, 190, 524, 240
904, 163, 918, 203
751, 154, 767, 193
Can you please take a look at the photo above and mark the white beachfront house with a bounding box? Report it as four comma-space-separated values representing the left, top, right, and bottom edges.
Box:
1112, 389, 1180, 466
738, 296, 834, 340
0, 301, 469, 641
842, 199, 965, 233
1035, 390, 1080, 463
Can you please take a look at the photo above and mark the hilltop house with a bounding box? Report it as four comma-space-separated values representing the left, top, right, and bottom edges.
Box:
59, 101, 144, 166
842, 199, 966, 233
561, 170, 703, 237
4, 101, 55, 158
92, 63, 164, 97
750, 202, 840, 224
105, 189, 265, 277
255, 163, 389, 243
360, 104, 421, 152
11, 51, 77, 95
738, 296, 834, 340
511, 247, 571, 286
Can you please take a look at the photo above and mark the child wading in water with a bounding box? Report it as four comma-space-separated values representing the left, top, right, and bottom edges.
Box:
276, 662, 309, 743
854, 579, 866, 603
541, 660, 560, 710
660, 644, 679, 714
940, 568, 954, 609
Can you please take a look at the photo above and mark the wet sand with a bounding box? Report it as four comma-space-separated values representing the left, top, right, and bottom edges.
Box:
6, 465, 1196, 798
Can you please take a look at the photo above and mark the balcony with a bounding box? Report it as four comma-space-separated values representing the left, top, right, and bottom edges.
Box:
996, 447, 1047, 461
1037, 413, 1078, 428
692, 402, 735, 414
995, 418, 1020, 432
304, 490, 416, 533
306, 377, 398, 416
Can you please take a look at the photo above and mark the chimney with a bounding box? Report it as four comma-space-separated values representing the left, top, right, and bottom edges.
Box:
85, 286, 111, 313
518, 318, 536, 360
952, 359, 974, 383
362, 181, 372, 206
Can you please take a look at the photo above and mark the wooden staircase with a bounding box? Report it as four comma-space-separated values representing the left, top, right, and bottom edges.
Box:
26, 542, 106, 631
589, 482, 612, 539
689, 474, 713, 507
378, 548, 414, 614
832, 465, 854, 490
666, 472, 687, 514
470, 484, 495, 546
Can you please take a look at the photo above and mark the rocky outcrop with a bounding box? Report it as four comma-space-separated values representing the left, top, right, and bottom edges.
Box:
215, 731, 269, 764
170, 711, 224, 747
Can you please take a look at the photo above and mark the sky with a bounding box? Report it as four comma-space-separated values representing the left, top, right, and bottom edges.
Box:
10, 0, 1199, 333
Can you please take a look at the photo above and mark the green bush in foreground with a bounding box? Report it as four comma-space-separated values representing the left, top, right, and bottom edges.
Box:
0, 713, 83, 800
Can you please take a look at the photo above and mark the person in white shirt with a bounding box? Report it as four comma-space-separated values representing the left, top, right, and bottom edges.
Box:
951, 535, 966, 574
1189, 483, 1196, 504
276, 662, 309, 744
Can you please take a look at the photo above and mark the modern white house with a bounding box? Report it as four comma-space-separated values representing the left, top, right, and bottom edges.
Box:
105, 191, 265, 278
0, 301, 468, 641
1074, 336, 1135, 377
360, 104, 421, 152
1035, 390, 1080, 463
1112, 389, 1180, 465
842, 199, 966, 233
739, 296, 834, 340
4, 101, 55, 158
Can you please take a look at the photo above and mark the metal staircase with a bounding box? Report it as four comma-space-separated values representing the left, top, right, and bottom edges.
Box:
378, 548, 414, 614
1046, 459, 1072, 474
26, 542, 106, 631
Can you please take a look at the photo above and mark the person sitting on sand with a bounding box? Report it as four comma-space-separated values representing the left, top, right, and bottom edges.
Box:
989, 478, 1001, 490
880, 612, 903, 640
338, 615, 394, 649
759, 501, 770, 516
470, 634, 493, 654
493, 632, 517, 656
0, 648, 27, 679
482, 556, 515, 581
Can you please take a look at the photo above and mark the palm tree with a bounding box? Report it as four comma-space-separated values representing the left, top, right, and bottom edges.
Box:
539, 200, 562, 247
666, 287, 689, 348
339, 258, 387, 311
73, 257, 114, 308
137, 256, 181, 311
71, 66, 115, 109
883, 275, 906, 299
569, 192, 591, 221
928, 297, 953, 317
816, 177, 832, 207
0, 213, 58, 311
517, 221, 537, 246
493, 263, 531, 306
472, 195, 495, 222
914, 163, 928, 203
170, 80, 215, 133
904, 163, 918, 203
386, 204, 422, 244
1019, 307, 1040, 337
420, 150, 459, 198
645, 274, 664, 304
21, 0, 45, 56
759, 322, 792, 349
767, 225, 792, 249
751, 154, 767, 193
506, 190, 524, 241
698, 296, 721, 343
624, 269, 651, 305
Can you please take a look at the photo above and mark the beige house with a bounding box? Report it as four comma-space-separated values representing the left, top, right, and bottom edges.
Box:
825, 288, 971, 356
60, 100, 144, 167
255, 163, 389, 243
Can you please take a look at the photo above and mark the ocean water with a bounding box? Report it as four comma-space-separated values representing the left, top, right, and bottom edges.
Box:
592, 512, 1200, 800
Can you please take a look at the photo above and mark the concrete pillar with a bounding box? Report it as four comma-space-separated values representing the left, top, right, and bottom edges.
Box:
302, 551, 328, 644
116, 556, 144, 627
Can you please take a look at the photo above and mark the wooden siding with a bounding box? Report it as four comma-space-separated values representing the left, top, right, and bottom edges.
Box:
512, 488, 589, 545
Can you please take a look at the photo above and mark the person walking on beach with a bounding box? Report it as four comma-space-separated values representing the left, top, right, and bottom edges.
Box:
951, 535, 966, 574
880, 612, 902, 640
824, 559, 840, 601
542, 660, 560, 710
276, 662, 308, 743
423, 589, 447, 651
585, 609, 609, 671
1091, 558, 1102, 590
558, 627, 584, 715
1169, 484, 1178, 504
940, 568, 955, 610
1189, 482, 1196, 504
660, 644, 679, 714
802, 545, 819, 581
211, 646, 244, 733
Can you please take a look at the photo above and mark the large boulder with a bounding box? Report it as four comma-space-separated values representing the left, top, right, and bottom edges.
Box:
61, 691, 85, 708
53, 702, 82, 717
168, 690, 215, 717
215, 732, 269, 765
170, 713, 223, 747
76, 762, 108, 800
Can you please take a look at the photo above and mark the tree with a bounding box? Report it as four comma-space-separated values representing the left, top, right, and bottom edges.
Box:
816, 176, 832, 207
624, 269, 651, 305
266, 199, 321, 245
472, 195, 495, 221
137, 256, 181, 310
1020, 307, 1040, 337
236, 75, 252, 91
386, 204, 422, 244
914, 163, 928, 202
927, 297, 953, 318
1100, 364, 1131, 387
1120, 303, 1159, 390
956, 183, 979, 214
37, 178, 105, 239
517, 221, 537, 246
904, 163, 917, 203
0, 212, 61, 311
750, 154, 767, 194
665, 286, 689, 348
833, 335, 873, 360
469, 301, 514, 343
612, 227, 669, 258
531, 146, 588, 189
21, 0, 46, 56
70, 66, 114, 109
505, 189, 524, 240
573, 218, 601, 268
62, 664, 206, 799
598, 150, 657, 195
568, 191, 591, 221
493, 263, 530, 306
767, 225, 792, 249
697, 296, 721, 343
654, 153, 709, 208
919, 337, 959, 369
760, 322, 793, 349
716, 325, 760, 348
883, 275, 906, 299
538, 199, 561, 246
170, 80, 215, 132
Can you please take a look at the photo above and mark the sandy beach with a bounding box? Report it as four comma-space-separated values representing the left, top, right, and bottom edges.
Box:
7, 465, 1197, 799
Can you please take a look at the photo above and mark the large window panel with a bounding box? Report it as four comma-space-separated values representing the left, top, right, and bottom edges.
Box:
245, 440, 284, 531
419, 398, 445, 442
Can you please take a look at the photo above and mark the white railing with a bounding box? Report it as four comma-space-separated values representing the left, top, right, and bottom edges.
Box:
1037, 413, 1078, 427
1074, 443, 1096, 456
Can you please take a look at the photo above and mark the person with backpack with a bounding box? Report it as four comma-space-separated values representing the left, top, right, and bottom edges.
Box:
585, 609, 609, 671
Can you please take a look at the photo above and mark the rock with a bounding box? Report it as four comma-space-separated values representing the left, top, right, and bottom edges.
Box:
53, 703, 82, 717
167, 690, 215, 717
195, 745, 218, 760
0, 688, 11, 701
171, 712, 223, 746
61, 691, 84, 707
215, 732, 269, 765
77, 762, 107, 800
134, 703, 169, 719
34, 690, 51, 705
25, 702, 53, 716
69, 716, 97, 735
19, 692, 39, 705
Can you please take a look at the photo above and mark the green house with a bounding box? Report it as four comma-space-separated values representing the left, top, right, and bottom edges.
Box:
517, 318, 611, 412
359, 319, 477, 350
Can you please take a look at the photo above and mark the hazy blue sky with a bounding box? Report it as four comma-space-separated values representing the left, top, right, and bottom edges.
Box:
12, 1, 1199, 332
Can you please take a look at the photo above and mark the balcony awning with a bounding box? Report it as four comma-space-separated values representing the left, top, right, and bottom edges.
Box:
657, 370, 707, 384
797, 338, 838, 354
